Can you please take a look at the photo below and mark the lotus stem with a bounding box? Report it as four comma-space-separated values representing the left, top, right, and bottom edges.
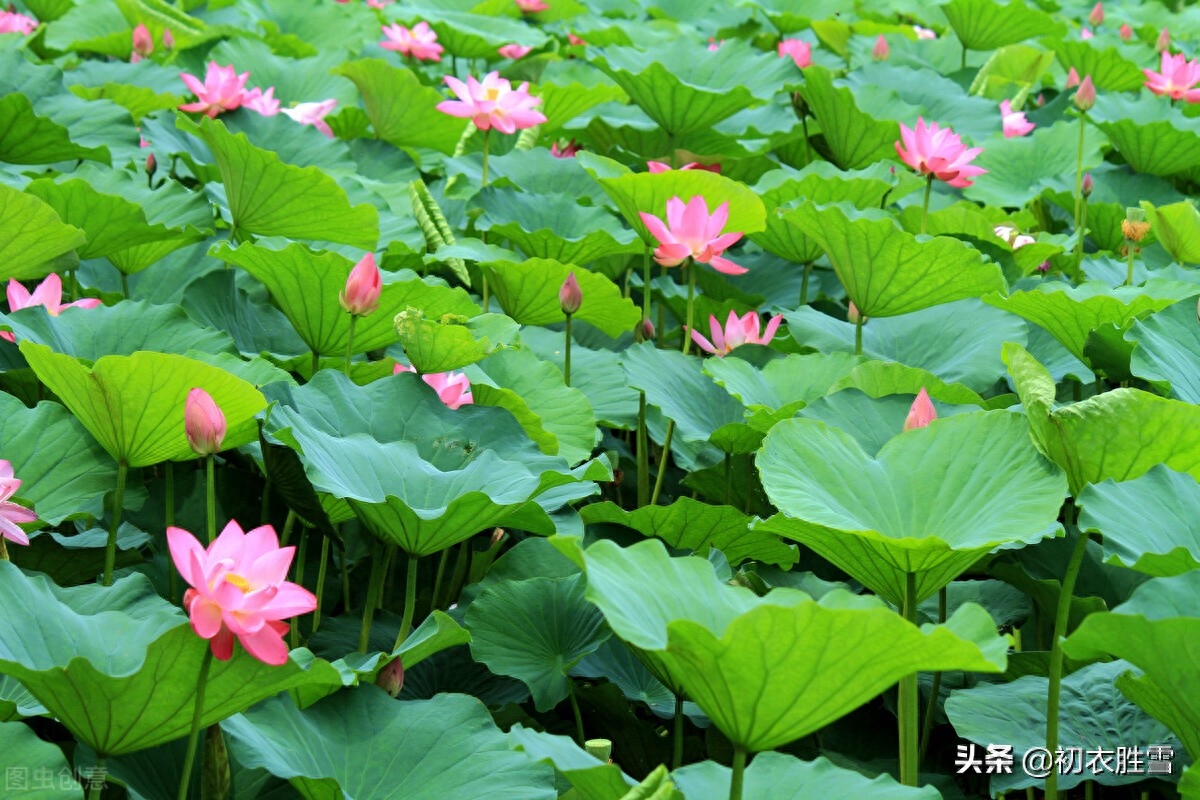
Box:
899, 571, 919, 786
683, 262, 696, 355
481, 130, 491, 311
564, 313, 573, 387
166, 462, 177, 603
359, 541, 386, 653
723, 452, 732, 505
66, 269, 76, 302
1045, 520, 1090, 799
344, 314, 357, 377
291, 531, 307, 649
729, 746, 747, 800
176, 647, 214, 800
120, 272, 129, 299
431, 546, 450, 611
854, 317, 864, 356
205, 454, 216, 544
960, 43, 967, 70
311, 350, 320, 377
0, 536, 7, 562
87, 759, 105, 800
1125, 242, 1135, 287
393, 553, 419, 652
312, 535, 330, 634
341, 544, 352, 613
673, 693, 685, 769
637, 394, 650, 508
1073, 114, 1087, 278
103, 461, 128, 587
920, 175, 933, 236
800, 261, 813, 306
918, 586, 947, 765
446, 538, 472, 609
657, 264, 667, 346
279, 509, 297, 546
801, 116, 811, 166
650, 420, 676, 506
568, 681, 586, 745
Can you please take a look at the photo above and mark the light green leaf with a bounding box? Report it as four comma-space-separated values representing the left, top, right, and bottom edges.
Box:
1051, 39, 1154, 92
508, 725, 638, 800
964, 120, 1106, 209
797, 66, 898, 170
0, 184, 86, 281
477, 188, 642, 265
397, 6, 548, 58
673, 751, 939, 800
0, 721, 82, 800
0, 93, 108, 165
333, 59, 469, 155
942, 0, 1061, 51
1140, 200, 1200, 265
1090, 94, 1200, 178
1128, 299, 1200, 402
394, 309, 505, 373
482, 258, 639, 338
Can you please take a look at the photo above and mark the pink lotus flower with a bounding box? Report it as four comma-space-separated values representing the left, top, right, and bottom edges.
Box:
515, 0, 548, 11
186, 388, 226, 456
1066, 67, 1081, 88
551, 140, 581, 157
1144, 51, 1200, 103
0, 11, 37, 35
0, 461, 36, 547
436, 71, 546, 134
381, 21, 443, 62
1074, 75, 1096, 110
994, 224, 1035, 249
559, 272, 581, 315
567, 33, 586, 46
847, 302, 866, 325
778, 39, 812, 68
179, 63, 249, 118
243, 86, 280, 116
3, 274, 101, 342
394, 364, 474, 409
368, 0, 393, 6
1088, 2, 1104, 26
690, 310, 782, 356
646, 161, 721, 174
131, 23, 153, 62
872, 35, 889, 60
894, 117, 986, 188
903, 388, 937, 432
707, 37, 724, 52
913, 25, 936, 39
1080, 28, 1093, 39
162, 27, 174, 49
1119, 23, 1132, 41
282, 99, 338, 137
999, 100, 1034, 137
168, 521, 317, 665
638, 196, 746, 275
498, 43, 532, 59
339, 253, 381, 316
1082, 172, 1094, 196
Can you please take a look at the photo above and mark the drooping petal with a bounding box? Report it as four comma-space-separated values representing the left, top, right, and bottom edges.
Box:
237, 624, 291, 666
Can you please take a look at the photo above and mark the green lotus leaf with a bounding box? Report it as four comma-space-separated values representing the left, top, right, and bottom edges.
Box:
969, 44, 1056, 104
844, 63, 999, 146
477, 188, 642, 265
1140, 200, 1200, 265
333, 59, 469, 155
963, 120, 1106, 209
0, 565, 347, 757
394, 309, 510, 373
1090, 94, 1200, 178
1063, 571, 1200, 758
395, 6, 548, 58
703, 351, 863, 427
0, 183, 86, 281
508, 724, 638, 800
0, 93, 109, 165
0, 674, 44, 722
757, 411, 1068, 605
0, 720, 82, 800
537, 76, 628, 134
941, 0, 1061, 50
482, 258, 640, 338
1050, 38, 1148, 92
673, 751, 939, 800
222, 690, 557, 799
796, 388, 982, 459
946, 660, 1182, 794
19, 342, 266, 468
446, 147, 604, 201
571, 637, 707, 724
180, 271, 309, 360
796, 65, 898, 170
18, 526, 145, 588
179, 115, 378, 248
580, 498, 798, 568
1128, 300, 1200, 402
522, 327, 639, 430
784, 202, 1007, 318
748, 0, 851, 34
1005, 342, 1200, 495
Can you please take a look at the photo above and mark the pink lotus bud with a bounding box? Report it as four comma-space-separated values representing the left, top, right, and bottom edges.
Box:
162, 26, 174, 49
339, 253, 381, 316
1074, 75, 1095, 111
1156, 28, 1170, 53
635, 318, 654, 343
559, 272, 582, 315
376, 658, 404, 697
1066, 67, 1081, 88
567, 32, 586, 46
847, 302, 866, 325
132, 23, 153, 57
146, 152, 157, 177
903, 388, 936, 432
186, 388, 226, 456
1119, 23, 1132, 41
1036, 92, 1045, 106
1081, 173, 1093, 197
872, 35, 889, 60
1088, 2, 1104, 27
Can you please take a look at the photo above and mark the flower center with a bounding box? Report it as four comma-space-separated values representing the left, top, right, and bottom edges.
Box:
224, 572, 251, 593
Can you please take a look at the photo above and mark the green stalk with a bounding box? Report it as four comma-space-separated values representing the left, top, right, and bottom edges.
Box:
481, 130, 492, 311
567, 681, 586, 745
800, 116, 811, 166
1125, 241, 1135, 287
729, 747, 747, 800
393, 553, 419, 652
205, 454, 216, 544
279, 509, 297, 546
310, 350, 319, 378
1045, 522, 1090, 800
290, 532, 306, 650
723, 452, 732, 505
649, 420, 676, 506
87, 759, 105, 800
899, 571, 919, 786
176, 648, 214, 800
165, 461, 177, 603
344, 314, 358, 377
431, 546, 450, 611
1073, 113, 1087, 278
682, 262, 696, 355
920, 175, 933, 236
0, 536, 7, 562
637, 394, 650, 508
854, 317, 864, 356
359, 541, 386, 653
446, 539, 471, 609
672, 694, 685, 769
312, 536, 330, 634
657, 264, 666, 346
918, 586, 947, 765
563, 313, 573, 387
800, 261, 813, 306
341, 546, 352, 613
103, 461, 129, 587
120, 272, 129, 299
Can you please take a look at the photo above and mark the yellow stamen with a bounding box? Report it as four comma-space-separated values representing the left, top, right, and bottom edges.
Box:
224, 573, 251, 592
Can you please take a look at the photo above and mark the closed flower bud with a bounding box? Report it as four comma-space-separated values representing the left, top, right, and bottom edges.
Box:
1066, 67, 1081, 89
1119, 23, 1132, 41
1157, 28, 1170, 53
903, 387, 937, 432
1081, 173, 1093, 197
376, 658, 405, 697
1088, 2, 1104, 27
339, 253, 382, 316
490, 527, 506, 548
635, 318, 655, 343
1122, 208, 1150, 243
790, 91, 808, 120
186, 388, 226, 456
872, 35, 889, 60
847, 301, 866, 325
1074, 75, 1096, 111
132, 23, 153, 58
559, 271, 582, 315
162, 26, 174, 49
146, 152, 157, 178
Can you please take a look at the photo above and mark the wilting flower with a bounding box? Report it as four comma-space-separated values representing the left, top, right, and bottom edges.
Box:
131, 23, 153, 62
0, 11, 37, 35
515, 0, 549, 11
999, 99, 1034, 138
1143, 52, 1200, 103
498, 43, 533, 60
872, 35, 889, 60
646, 161, 721, 174
169, 521, 317, 665
0, 461, 36, 547
282, 99, 338, 137
340, 253, 382, 316
394, 364, 474, 409
1088, 2, 1104, 26
903, 388, 937, 432
436, 71, 546, 134
690, 311, 782, 356
559, 272, 582, 315
1074, 75, 1096, 110
381, 22, 443, 62
3, 275, 101, 342
179, 63, 249, 118
1119, 23, 1132, 41
243, 86, 280, 116
778, 39, 812, 68
894, 118, 986, 188
638, 196, 746, 275
1066, 67, 1081, 88
551, 140, 581, 157
186, 388, 226, 456
913, 25, 936, 39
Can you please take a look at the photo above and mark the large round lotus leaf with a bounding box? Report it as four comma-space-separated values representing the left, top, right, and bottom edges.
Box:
797, 389, 982, 459
757, 411, 1067, 605
796, 66, 898, 170
703, 351, 863, 430
481, 258, 640, 339
0, 564, 347, 757
392, 6, 547, 59
941, 0, 1061, 50
963, 120, 1107, 209
1063, 571, 1200, 758
19, 342, 266, 468
784, 202, 1006, 318
672, 751, 939, 800
1090, 93, 1200, 177
508, 724, 639, 800
945, 660, 1183, 795
1140, 200, 1200, 266
333, 59, 468, 155
222, 689, 557, 799
0, 720, 82, 800
1005, 343, 1200, 496
476, 188, 641, 265
1127, 299, 1200, 403
571, 637, 707, 724
0, 183, 86, 281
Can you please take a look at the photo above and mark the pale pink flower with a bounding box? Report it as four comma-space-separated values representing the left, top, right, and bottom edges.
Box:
515, 0, 548, 11
381, 21, 443, 62
186, 388, 226, 456
368, 0, 393, 6
847, 302, 866, 325
1119, 23, 1132, 41
559, 272, 581, 315
243, 86, 280, 116
3, 274, 101, 342
131, 23, 153, 62
999, 99, 1035, 137
339, 253, 381, 316
551, 140, 581, 157
994, 224, 1035, 249
1144, 51, 1200, 102
1074, 75, 1096, 110
872, 35, 889, 60
179, 63, 249, 118
498, 43, 533, 59
567, 33, 586, 46
394, 364, 474, 409
707, 37, 724, 52
0, 461, 36, 547
281, 99, 338, 137
903, 388, 937, 431
168, 521, 317, 665
690, 311, 782, 356
638, 196, 746, 275
646, 161, 721, 174
1080, 28, 1094, 39
778, 39, 812, 68
1066, 67, 1081, 88
894, 117, 986, 188
436, 71, 546, 134
162, 27, 174, 49
913, 25, 936, 39
0, 11, 37, 35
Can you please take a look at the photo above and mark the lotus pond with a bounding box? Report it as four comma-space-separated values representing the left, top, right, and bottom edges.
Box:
2, 0, 1200, 798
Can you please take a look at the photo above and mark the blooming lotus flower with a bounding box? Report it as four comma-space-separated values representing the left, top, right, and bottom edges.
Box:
895, 118, 986, 188
646, 160, 721, 174
551, 140, 581, 157
1144, 52, 1200, 103
168, 521, 317, 665
3, 274, 101, 342
872, 35, 889, 60
1066, 67, 1081, 88
1088, 2, 1104, 26
243, 86, 280, 116
559, 272, 581, 315
381, 21, 443, 62
778, 39, 812, 68
179, 63, 249, 118
999, 99, 1035, 138
638, 196, 746, 275
0, 11, 37, 35
0, 461, 36, 547
282, 99, 337, 137
186, 388, 226, 456
394, 364, 474, 409
690, 311, 782, 357
516, 0, 548, 11
903, 388, 937, 431
913, 25, 936, 39
994, 224, 1035, 249
131, 23, 153, 62
1119, 23, 1132, 41
498, 43, 533, 59
339, 253, 382, 316
436, 71, 546, 134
